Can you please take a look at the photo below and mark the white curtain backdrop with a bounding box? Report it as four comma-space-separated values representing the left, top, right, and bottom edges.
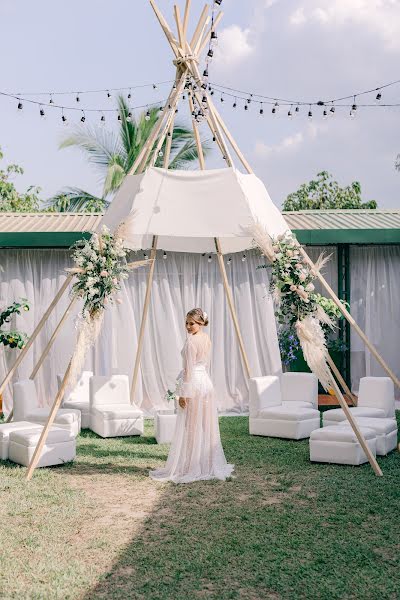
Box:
0, 248, 282, 416
350, 245, 400, 397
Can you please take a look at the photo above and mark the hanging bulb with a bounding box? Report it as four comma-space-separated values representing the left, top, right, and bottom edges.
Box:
233, 98, 237, 108
144, 252, 148, 259
208, 255, 212, 263
207, 48, 214, 58
227, 257, 232, 265
242, 254, 246, 262
49, 95, 54, 104
212, 135, 216, 142
295, 105, 300, 113
376, 91, 382, 102
202, 95, 207, 105
39, 106, 45, 118
117, 114, 122, 122
61, 110, 67, 124
330, 105, 335, 114
210, 90, 214, 96
145, 109, 151, 121
128, 90, 132, 99
153, 83, 157, 90
244, 104, 248, 111
193, 84, 198, 91
259, 104, 264, 115
220, 95, 224, 102
215, 0, 223, 5
182, 94, 186, 100
107, 91, 111, 98
203, 67, 209, 79
17, 100, 23, 110
272, 106, 276, 114
163, 251, 167, 259
80, 111, 86, 123
201, 82, 207, 90
175, 108, 178, 114
167, 131, 172, 137
100, 114, 106, 125
247, 95, 252, 104
322, 109, 328, 119
158, 149, 163, 157
288, 106, 293, 118
308, 106, 313, 120
159, 106, 163, 112
127, 111, 132, 122
76, 93, 80, 103
173, 82, 177, 90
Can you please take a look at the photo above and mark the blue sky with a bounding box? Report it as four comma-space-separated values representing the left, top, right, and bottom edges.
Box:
1, 0, 399, 208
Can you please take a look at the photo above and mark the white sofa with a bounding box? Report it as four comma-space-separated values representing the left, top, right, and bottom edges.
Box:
8, 426, 76, 468
13, 380, 81, 437
249, 373, 320, 440
323, 377, 396, 427
89, 374, 144, 438
58, 370, 92, 429
154, 409, 177, 444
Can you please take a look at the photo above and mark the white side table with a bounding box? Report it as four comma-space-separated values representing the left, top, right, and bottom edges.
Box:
155, 409, 177, 444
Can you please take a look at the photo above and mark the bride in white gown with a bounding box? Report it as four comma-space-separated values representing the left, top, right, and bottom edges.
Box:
149, 308, 234, 484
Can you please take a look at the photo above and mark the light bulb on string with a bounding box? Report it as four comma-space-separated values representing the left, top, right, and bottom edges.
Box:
210, 89, 214, 96
203, 67, 209, 80
117, 114, 122, 122
376, 90, 382, 102
107, 91, 111, 98
163, 251, 167, 260
242, 254, 246, 262
273, 101, 279, 113
233, 98, 237, 108
39, 106, 45, 118
127, 111, 132, 122
76, 93, 80, 103
207, 48, 214, 59
259, 103, 264, 115
17, 100, 23, 110
220, 95, 224, 103
288, 105, 293, 118
323, 109, 328, 119
49, 95, 54, 104
272, 106, 277, 114
295, 105, 300, 113
350, 97, 357, 118
227, 257, 232, 265
330, 105, 335, 115
61, 109, 67, 124
308, 105, 312, 120
202, 95, 207, 105
80, 111, 86, 123
158, 149, 163, 157
201, 82, 207, 90
208, 255, 212, 263
247, 95, 252, 104
145, 109, 151, 121
128, 90, 132, 99
100, 114, 106, 125
143, 252, 148, 260
215, 0, 222, 5
244, 103, 248, 111
153, 84, 157, 90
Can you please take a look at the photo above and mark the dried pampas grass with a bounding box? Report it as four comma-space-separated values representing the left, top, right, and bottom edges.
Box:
295, 315, 333, 391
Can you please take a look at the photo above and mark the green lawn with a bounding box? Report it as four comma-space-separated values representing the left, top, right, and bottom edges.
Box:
0, 415, 399, 600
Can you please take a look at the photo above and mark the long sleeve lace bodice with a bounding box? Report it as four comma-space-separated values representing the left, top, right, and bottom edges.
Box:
179, 333, 211, 398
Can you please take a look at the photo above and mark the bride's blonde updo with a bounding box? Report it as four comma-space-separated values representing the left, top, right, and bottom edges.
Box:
187, 308, 209, 327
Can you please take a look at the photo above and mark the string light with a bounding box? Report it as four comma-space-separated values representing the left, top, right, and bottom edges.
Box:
227, 257, 232, 265
288, 106, 293, 118
163, 251, 167, 260
17, 101, 23, 110
323, 109, 328, 119
308, 105, 312, 120
100, 114, 106, 125
107, 91, 111, 98
259, 103, 264, 115
376, 91, 382, 102
49, 95, 54, 104
127, 111, 132, 122
158, 149, 163, 157
143, 252, 148, 260
145, 109, 151, 121
208, 255, 212, 263
80, 111, 86, 123
295, 105, 300, 113
233, 98, 237, 108
242, 254, 246, 262
39, 106, 45, 118
76, 93, 80, 103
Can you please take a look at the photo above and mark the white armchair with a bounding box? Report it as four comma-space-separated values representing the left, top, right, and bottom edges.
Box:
281, 372, 318, 409
89, 374, 144, 438
249, 374, 320, 440
323, 377, 395, 426
13, 380, 81, 437
58, 370, 92, 429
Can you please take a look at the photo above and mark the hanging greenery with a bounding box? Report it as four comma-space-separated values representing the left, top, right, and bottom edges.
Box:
0, 299, 30, 349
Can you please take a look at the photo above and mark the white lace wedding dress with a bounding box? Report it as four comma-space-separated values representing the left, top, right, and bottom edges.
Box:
149, 331, 234, 484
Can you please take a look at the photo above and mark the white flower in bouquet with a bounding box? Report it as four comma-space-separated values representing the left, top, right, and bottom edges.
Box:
306, 283, 315, 292
86, 262, 94, 271
100, 270, 109, 277
299, 272, 307, 282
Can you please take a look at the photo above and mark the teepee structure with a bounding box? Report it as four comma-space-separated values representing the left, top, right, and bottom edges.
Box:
1, 0, 398, 479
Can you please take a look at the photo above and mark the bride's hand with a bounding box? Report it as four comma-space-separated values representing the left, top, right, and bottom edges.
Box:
178, 397, 187, 409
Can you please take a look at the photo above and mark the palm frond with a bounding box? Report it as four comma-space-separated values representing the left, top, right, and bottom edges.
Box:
168, 137, 211, 170
103, 156, 126, 196
45, 187, 108, 213
60, 126, 124, 173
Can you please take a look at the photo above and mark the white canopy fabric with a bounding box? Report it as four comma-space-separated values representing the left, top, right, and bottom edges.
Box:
101, 167, 289, 253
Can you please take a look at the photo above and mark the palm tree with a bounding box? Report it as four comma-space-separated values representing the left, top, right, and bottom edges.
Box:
47, 96, 210, 212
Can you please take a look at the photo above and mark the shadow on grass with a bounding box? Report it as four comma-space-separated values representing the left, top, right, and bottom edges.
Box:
81, 415, 400, 600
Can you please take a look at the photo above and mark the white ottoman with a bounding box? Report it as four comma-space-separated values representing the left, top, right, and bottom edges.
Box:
155, 410, 177, 444
0, 421, 39, 460
310, 425, 377, 466
251, 406, 321, 440
8, 427, 76, 468
26, 408, 81, 437
335, 417, 398, 456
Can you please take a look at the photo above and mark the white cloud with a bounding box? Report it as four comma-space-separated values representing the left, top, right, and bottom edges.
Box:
254, 122, 326, 158
289, 0, 400, 51
214, 25, 255, 69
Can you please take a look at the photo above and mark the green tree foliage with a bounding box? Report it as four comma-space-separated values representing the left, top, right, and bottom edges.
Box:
0, 148, 41, 212
46, 96, 210, 212
282, 171, 377, 211
0, 299, 30, 349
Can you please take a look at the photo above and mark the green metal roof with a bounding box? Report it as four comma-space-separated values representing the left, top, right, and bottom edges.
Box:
0, 210, 399, 247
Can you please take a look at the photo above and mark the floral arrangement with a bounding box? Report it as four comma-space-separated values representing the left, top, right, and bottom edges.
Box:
252, 225, 343, 390
165, 388, 178, 403
69, 225, 130, 318
0, 299, 30, 349
65, 225, 149, 387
